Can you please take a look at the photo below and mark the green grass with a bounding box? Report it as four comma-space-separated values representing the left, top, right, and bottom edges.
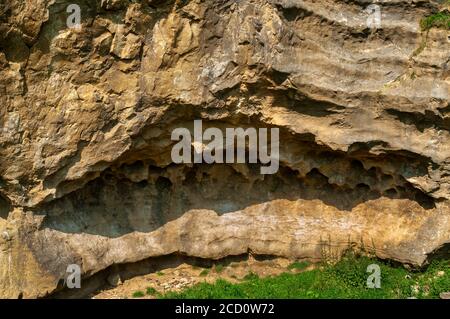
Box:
156, 271, 164, 276
162, 255, 449, 299
420, 10, 450, 31
132, 290, 145, 298
146, 287, 158, 296
242, 272, 259, 281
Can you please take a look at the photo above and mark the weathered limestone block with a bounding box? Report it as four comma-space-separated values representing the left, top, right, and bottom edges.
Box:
0, 0, 448, 298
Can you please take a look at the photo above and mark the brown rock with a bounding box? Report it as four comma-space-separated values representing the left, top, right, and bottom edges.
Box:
440, 292, 450, 299
0, 0, 449, 298
110, 25, 142, 59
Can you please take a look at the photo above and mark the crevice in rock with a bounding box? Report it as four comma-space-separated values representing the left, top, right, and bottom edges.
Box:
38, 144, 436, 238
276, 5, 313, 23
427, 242, 450, 263
386, 108, 450, 132
0, 192, 12, 220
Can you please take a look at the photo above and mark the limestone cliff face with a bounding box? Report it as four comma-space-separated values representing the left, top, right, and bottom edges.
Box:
0, 0, 449, 298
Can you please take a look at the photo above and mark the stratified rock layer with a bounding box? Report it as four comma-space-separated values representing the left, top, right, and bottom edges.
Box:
0, 0, 449, 298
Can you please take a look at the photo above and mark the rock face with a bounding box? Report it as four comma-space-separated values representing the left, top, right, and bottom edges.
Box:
0, 0, 449, 298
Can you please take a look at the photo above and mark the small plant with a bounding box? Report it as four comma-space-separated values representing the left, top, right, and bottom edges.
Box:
156, 271, 164, 276
215, 264, 225, 273
288, 261, 310, 271
420, 10, 450, 31
132, 290, 145, 298
199, 269, 209, 277
146, 287, 158, 296
326, 254, 373, 289
243, 272, 259, 281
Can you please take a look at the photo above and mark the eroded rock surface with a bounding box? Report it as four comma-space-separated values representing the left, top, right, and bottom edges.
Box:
0, 0, 449, 298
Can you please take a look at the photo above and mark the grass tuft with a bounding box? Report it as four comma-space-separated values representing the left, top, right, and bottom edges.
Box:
146, 287, 158, 296
199, 269, 209, 277
132, 290, 145, 298
242, 272, 259, 281
214, 264, 225, 273
420, 10, 450, 31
